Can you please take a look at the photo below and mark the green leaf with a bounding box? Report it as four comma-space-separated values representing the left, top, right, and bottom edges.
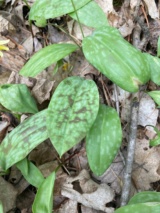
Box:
86, 104, 122, 176
0, 201, 3, 213
20, 43, 78, 77
128, 191, 160, 205
47, 76, 99, 157
16, 158, 44, 188
157, 36, 160, 57
150, 136, 160, 146
143, 53, 160, 85
148, 91, 160, 106
29, 0, 91, 27
0, 84, 38, 113
144, 125, 160, 146
82, 26, 150, 92
69, 1, 109, 28
0, 109, 48, 172
32, 171, 56, 213
114, 202, 160, 213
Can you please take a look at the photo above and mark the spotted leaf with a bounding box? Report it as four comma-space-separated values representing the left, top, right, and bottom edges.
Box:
20, 43, 78, 77
32, 172, 56, 213
0, 109, 48, 172
47, 76, 99, 157
29, 0, 91, 27
86, 104, 122, 176
114, 202, 160, 213
82, 27, 150, 92
0, 84, 38, 113
128, 191, 160, 205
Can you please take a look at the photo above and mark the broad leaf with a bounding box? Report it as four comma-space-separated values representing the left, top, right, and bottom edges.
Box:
114, 202, 160, 213
86, 104, 122, 176
16, 158, 44, 188
20, 44, 78, 77
47, 76, 99, 157
143, 53, 160, 85
0, 109, 48, 172
32, 171, 56, 213
82, 27, 150, 92
29, 0, 91, 27
128, 191, 160, 205
0, 84, 38, 113
69, 1, 109, 28
148, 91, 160, 106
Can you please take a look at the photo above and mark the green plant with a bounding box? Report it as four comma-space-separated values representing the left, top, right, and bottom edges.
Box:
0, 0, 160, 212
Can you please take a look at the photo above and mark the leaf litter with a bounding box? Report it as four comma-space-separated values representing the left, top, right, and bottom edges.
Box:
0, 0, 160, 212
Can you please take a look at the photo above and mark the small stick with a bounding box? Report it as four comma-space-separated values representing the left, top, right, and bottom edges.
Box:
120, 98, 139, 206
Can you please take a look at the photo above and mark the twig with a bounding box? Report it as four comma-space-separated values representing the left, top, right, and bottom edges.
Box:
120, 98, 139, 206
70, 0, 84, 39
113, 84, 120, 115
51, 23, 81, 48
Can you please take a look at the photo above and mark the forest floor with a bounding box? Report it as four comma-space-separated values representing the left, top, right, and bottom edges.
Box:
0, 0, 160, 212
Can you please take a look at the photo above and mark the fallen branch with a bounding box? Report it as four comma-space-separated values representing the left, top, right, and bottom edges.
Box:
120, 98, 139, 206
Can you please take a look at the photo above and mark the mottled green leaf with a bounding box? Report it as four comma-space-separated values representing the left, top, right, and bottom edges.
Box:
157, 36, 160, 57
0, 84, 38, 113
16, 158, 44, 188
69, 1, 108, 28
114, 202, 160, 213
148, 91, 160, 106
47, 76, 99, 157
144, 53, 160, 85
82, 27, 150, 92
29, 0, 91, 27
0, 109, 48, 172
20, 44, 78, 77
86, 104, 122, 176
128, 191, 160, 205
0, 201, 3, 213
32, 171, 55, 213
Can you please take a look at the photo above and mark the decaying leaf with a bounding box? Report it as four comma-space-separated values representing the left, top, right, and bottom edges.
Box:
138, 94, 158, 129
61, 170, 115, 213
132, 138, 160, 190
143, 0, 159, 19
0, 176, 18, 212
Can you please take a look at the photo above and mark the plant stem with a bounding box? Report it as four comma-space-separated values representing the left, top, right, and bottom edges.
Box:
120, 98, 139, 206
70, 0, 84, 39
51, 23, 81, 49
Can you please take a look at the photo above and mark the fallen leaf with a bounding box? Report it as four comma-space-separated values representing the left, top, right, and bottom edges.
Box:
143, 0, 159, 19
132, 138, 160, 190
61, 170, 115, 213
0, 176, 18, 212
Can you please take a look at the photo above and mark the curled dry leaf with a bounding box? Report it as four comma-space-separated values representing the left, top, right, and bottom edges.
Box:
143, 0, 159, 19
61, 170, 114, 213
55, 200, 77, 213
32, 78, 54, 104
138, 94, 158, 129
132, 138, 160, 190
